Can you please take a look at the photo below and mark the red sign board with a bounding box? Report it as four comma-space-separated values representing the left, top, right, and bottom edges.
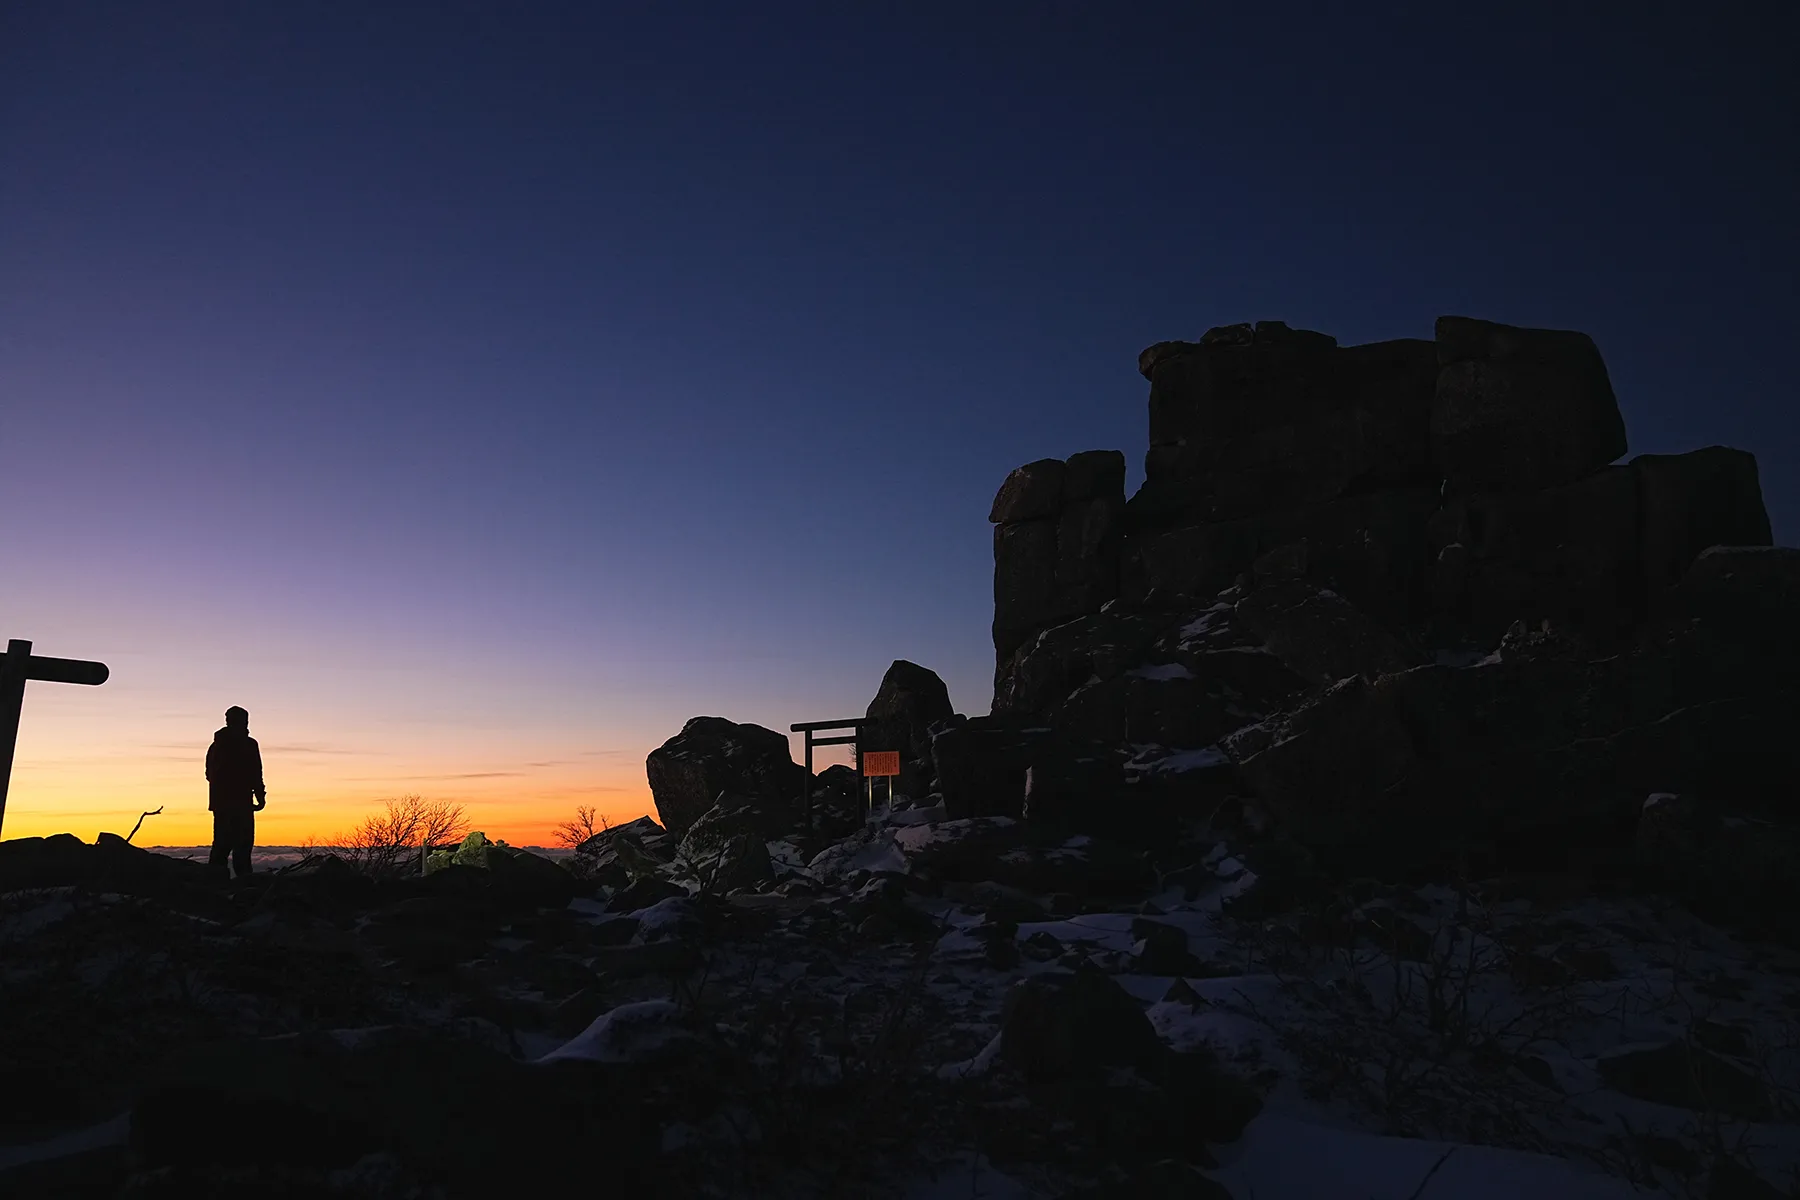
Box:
862, 751, 901, 778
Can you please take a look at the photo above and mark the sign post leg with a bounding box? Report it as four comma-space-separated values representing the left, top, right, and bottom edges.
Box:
0, 640, 33, 838
802, 730, 814, 835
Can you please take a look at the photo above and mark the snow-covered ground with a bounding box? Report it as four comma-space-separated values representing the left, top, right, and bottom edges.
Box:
12, 819, 1797, 1197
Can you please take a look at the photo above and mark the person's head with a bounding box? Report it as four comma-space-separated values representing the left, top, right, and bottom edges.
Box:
225, 706, 249, 731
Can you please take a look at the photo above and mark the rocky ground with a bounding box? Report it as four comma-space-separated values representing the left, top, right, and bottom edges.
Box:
3, 796, 1798, 1199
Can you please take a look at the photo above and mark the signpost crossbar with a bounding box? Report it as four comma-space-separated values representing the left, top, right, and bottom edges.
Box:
0, 639, 111, 838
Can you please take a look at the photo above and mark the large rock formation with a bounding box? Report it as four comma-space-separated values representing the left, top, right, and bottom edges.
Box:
1431, 316, 1627, 493
1134, 322, 1438, 528
645, 716, 808, 837
996, 315, 1773, 675
989, 315, 1784, 875
991, 450, 1128, 681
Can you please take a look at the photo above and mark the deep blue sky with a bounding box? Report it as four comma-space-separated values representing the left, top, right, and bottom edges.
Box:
2, 1, 1795, 836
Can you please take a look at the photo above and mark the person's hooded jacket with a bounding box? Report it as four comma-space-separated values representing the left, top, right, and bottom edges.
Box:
206, 725, 264, 812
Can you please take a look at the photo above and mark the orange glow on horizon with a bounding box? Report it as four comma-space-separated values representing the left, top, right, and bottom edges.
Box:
3, 764, 661, 849
3, 710, 863, 849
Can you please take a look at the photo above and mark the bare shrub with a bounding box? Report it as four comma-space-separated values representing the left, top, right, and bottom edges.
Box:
313, 794, 471, 878
553, 804, 608, 850
1221, 875, 1592, 1152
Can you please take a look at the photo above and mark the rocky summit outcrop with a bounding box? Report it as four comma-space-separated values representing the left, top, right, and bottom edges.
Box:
999, 317, 1770, 682
645, 716, 808, 837
991, 450, 1128, 671
991, 314, 1787, 882
861, 659, 955, 800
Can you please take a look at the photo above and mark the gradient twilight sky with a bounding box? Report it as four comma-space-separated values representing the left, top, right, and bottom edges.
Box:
2, 2, 1795, 847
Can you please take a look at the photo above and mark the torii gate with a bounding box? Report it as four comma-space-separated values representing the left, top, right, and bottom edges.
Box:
0, 639, 110, 838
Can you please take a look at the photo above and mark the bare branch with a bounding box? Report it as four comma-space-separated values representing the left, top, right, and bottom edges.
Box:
124, 807, 164, 844
553, 804, 605, 849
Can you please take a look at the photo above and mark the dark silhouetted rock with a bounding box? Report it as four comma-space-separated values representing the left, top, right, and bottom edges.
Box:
892, 816, 1024, 880
1431, 315, 1627, 493
676, 798, 776, 893
485, 846, 579, 909
1129, 917, 1196, 976
994, 610, 1168, 717
999, 964, 1166, 1084
607, 876, 689, 913
989, 458, 1067, 524
992, 450, 1129, 672
646, 716, 807, 837
1230, 578, 1422, 686
1634, 447, 1773, 591
1635, 793, 1800, 936
1064, 449, 1127, 503
932, 715, 1126, 822
994, 518, 1063, 665
1429, 465, 1644, 649
989, 836, 1155, 897
1123, 486, 1439, 631
863, 659, 955, 798
570, 815, 668, 888
1595, 1040, 1770, 1121
0, 831, 212, 896
1136, 334, 1434, 526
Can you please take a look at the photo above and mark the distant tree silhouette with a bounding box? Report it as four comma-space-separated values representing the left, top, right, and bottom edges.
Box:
307, 794, 470, 877
553, 804, 608, 849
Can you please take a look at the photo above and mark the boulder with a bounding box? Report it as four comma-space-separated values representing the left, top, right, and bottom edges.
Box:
1064, 449, 1127, 503
999, 964, 1168, 1084
1227, 628, 1800, 874
606, 876, 689, 914
993, 450, 1129, 671
1229, 577, 1422, 686
1651, 545, 1800, 690
1227, 676, 1423, 860
863, 659, 955, 798
988, 836, 1156, 897
1632, 446, 1772, 592
993, 517, 1064, 665
1595, 1040, 1770, 1121
1431, 315, 1627, 493
892, 817, 1024, 881
1123, 486, 1438, 631
675, 799, 775, 893
1429, 465, 1644, 648
1137, 333, 1435, 526
485, 846, 579, 909
1004, 578, 1418, 762
931, 715, 1126, 821
0, 832, 212, 895
994, 610, 1169, 716
570, 816, 668, 888
990, 458, 1067, 524
804, 762, 867, 834
645, 716, 807, 837
1634, 793, 1800, 936
1047, 668, 1237, 750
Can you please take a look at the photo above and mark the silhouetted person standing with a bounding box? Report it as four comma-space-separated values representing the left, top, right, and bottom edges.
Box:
206, 705, 265, 881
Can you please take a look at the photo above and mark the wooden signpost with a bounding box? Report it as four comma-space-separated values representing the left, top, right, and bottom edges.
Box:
862, 750, 900, 816
0, 639, 110, 838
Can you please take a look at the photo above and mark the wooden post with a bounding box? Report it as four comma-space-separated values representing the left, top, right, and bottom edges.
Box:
0, 638, 112, 839
0, 641, 31, 836
802, 730, 814, 834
